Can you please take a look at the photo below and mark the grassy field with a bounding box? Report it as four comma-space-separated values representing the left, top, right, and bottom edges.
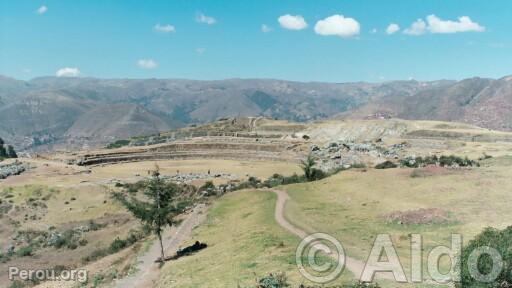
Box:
157, 189, 356, 287
282, 156, 512, 285
0, 158, 302, 287
152, 155, 512, 287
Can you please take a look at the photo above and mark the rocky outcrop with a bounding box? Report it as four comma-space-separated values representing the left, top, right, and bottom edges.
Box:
0, 161, 29, 179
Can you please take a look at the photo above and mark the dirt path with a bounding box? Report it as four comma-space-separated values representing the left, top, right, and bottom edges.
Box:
270, 189, 397, 282
113, 203, 207, 288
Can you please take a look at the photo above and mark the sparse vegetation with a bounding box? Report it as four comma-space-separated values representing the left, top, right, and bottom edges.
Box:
254, 272, 290, 288
106, 139, 130, 149
82, 230, 147, 263
374, 161, 397, 169
400, 155, 479, 168
199, 181, 216, 196
15, 246, 33, 257
247, 272, 382, 288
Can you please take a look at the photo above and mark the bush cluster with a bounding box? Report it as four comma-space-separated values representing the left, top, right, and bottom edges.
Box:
374, 161, 398, 169
458, 226, 512, 287
0, 137, 17, 161
400, 155, 479, 168
245, 273, 380, 288
106, 139, 130, 149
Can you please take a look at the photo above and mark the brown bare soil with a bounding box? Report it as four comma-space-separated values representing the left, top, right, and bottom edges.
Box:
384, 208, 449, 225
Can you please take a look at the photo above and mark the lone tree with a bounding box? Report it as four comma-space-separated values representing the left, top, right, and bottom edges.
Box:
0, 138, 18, 160
7, 145, 17, 158
0, 145, 6, 159
300, 154, 325, 181
113, 168, 188, 262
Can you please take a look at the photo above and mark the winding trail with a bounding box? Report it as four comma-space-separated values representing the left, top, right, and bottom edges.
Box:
270, 189, 397, 282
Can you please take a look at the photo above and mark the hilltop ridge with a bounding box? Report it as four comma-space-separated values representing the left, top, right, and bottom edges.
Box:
1, 75, 512, 151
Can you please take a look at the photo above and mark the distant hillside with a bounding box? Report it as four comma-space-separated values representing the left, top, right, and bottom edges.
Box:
1, 75, 512, 151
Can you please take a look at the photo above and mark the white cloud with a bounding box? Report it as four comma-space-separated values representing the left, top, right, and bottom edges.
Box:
196, 13, 216, 25
426, 15, 485, 33
137, 59, 157, 69
314, 15, 360, 38
386, 23, 400, 35
404, 19, 427, 35
278, 14, 307, 30
37, 5, 47, 15
56, 67, 80, 77
404, 15, 485, 36
195, 48, 206, 54
261, 24, 272, 33
154, 24, 175, 33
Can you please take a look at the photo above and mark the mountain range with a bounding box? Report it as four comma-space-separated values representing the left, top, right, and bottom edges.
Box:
1, 75, 512, 151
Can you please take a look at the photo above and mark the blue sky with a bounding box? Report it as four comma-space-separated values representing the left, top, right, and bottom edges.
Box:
0, 0, 510, 82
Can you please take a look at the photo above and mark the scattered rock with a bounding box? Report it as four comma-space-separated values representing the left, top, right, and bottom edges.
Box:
384, 208, 449, 225
163, 172, 237, 184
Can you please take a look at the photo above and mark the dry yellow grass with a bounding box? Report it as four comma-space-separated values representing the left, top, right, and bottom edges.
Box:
91, 159, 301, 182
282, 157, 512, 285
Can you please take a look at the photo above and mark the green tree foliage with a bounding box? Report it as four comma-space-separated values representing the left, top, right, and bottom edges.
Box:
300, 154, 326, 181
0, 145, 6, 159
113, 169, 188, 262
0, 138, 18, 160
7, 145, 17, 158
374, 161, 397, 169
457, 226, 512, 287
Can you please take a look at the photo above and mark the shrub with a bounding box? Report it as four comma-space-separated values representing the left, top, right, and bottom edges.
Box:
479, 153, 493, 161
343, 283, 381, 288
374, 161, 397, 169
200, 181, 216, 191
309, 168, 326, 181
16, 246, 33, 257
256, 272, 290, 288
199, 181, 217, 196
106, 139, 130, 149
0, 252, 11, 263
400, 155, 478, 168
458, 226, 512, 287
83, 248, 110, 263
52, 229, 79, 249
350, 163, 367, 169
83, 230, 145, 263
109, 237, 129, 253
88, 220, 106, 231
262, 174, 306, 188
8, 281, 25, 288
121, 180, 148, 194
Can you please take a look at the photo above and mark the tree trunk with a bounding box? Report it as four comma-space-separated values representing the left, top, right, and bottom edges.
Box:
157, 230, 165, 262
